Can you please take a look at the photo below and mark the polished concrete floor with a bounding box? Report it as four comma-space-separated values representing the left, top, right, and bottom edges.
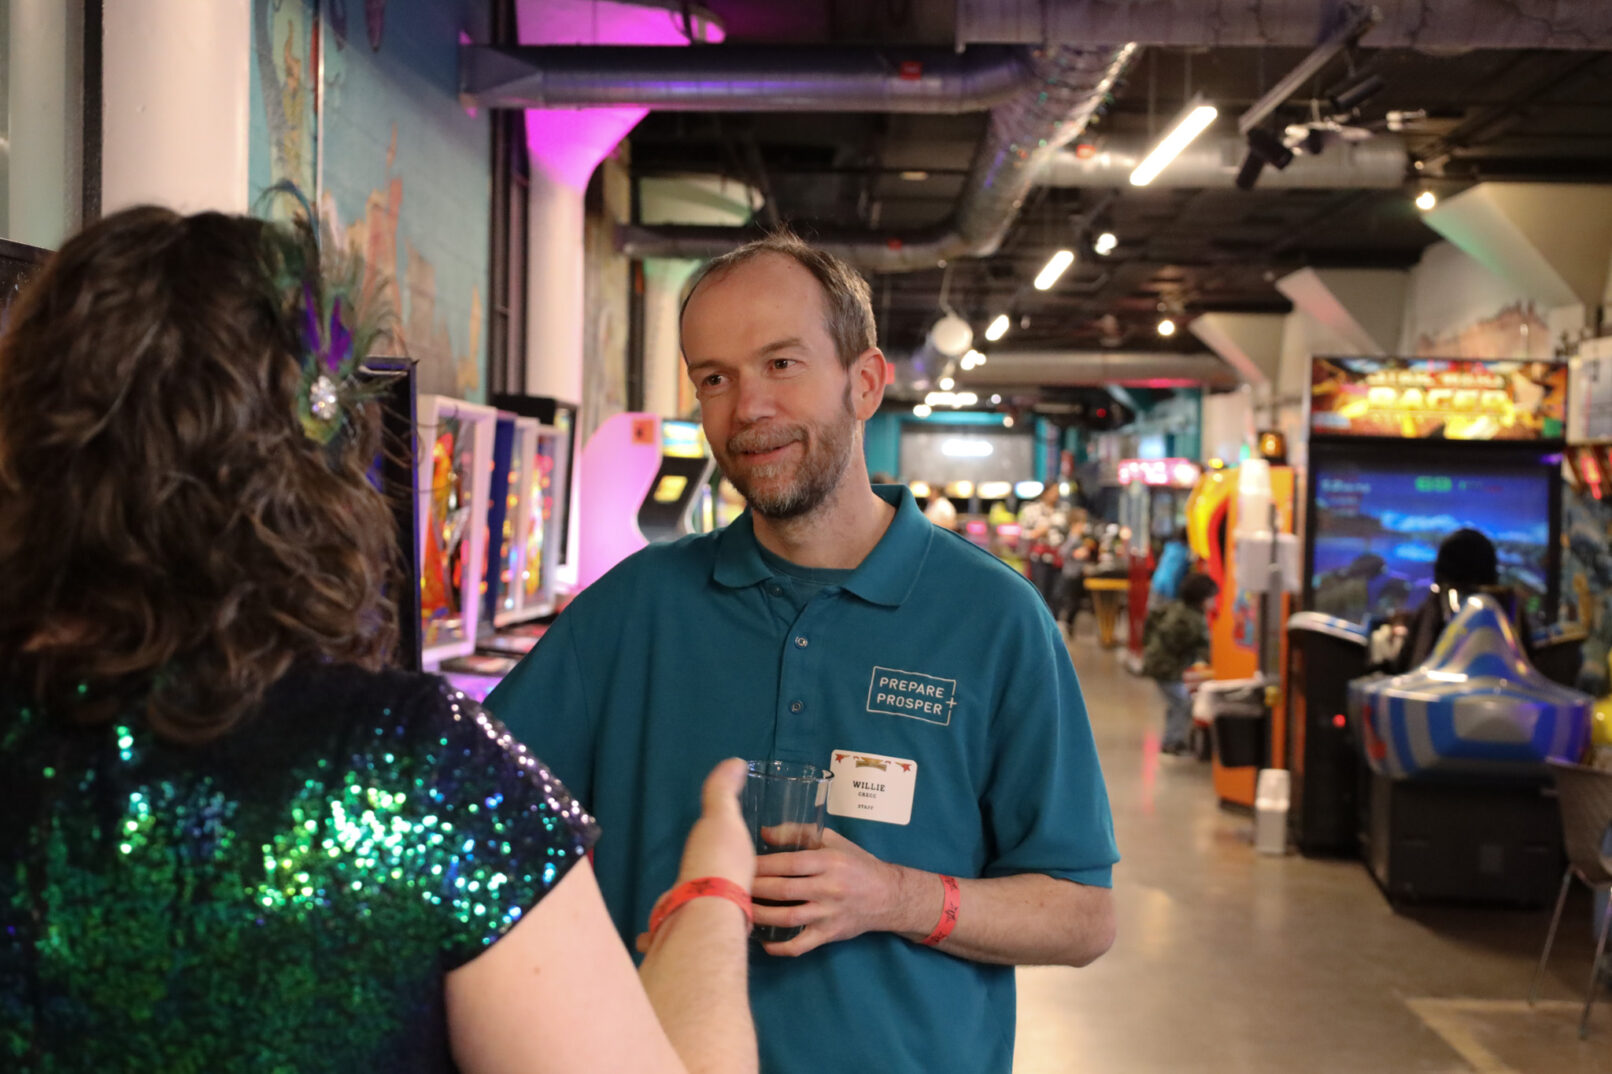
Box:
1011, 630, 1612, 1074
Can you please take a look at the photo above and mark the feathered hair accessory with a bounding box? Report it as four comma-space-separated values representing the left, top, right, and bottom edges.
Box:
258, 182, 391, 445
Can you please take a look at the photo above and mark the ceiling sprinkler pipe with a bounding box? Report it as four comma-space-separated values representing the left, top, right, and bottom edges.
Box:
620, 43, 1138, 270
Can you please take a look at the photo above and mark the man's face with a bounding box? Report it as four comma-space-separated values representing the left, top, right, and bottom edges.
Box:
681, 253, 880, 520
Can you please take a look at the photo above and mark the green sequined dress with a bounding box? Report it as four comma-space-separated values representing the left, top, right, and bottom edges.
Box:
0, 663, 599, 1073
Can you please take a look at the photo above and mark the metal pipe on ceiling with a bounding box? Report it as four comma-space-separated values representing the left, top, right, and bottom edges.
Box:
619, 43, 1138, 270
955, 0, 1612, 50
954, 350, 1239, 389
460, 44, 1040, 112
1040, 135, 1408, 189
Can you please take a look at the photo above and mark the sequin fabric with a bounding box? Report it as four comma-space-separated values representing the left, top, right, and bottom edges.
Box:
0, 664, 598, 1073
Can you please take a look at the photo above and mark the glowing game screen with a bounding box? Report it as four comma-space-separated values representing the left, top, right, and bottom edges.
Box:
421, 415, 472, 648
1309, 458, 1555, 624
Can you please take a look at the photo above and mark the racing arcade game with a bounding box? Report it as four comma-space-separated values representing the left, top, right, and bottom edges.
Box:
1288, 357, 1573, 889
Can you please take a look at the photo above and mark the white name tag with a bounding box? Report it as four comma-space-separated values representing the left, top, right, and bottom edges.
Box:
827, 749, 917, 826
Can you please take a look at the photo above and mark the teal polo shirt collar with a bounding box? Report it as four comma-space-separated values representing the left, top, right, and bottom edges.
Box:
711, 484, 932, 607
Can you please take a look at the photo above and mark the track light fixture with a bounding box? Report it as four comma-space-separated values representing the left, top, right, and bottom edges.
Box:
1235, 127, 1297, 191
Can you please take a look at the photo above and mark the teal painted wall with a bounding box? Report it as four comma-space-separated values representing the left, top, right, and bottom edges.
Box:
250, 0, 492, 401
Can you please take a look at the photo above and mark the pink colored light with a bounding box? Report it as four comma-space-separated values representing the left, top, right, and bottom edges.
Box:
1118, 458, 1201, 488
575, 411, 662, 591
519, 0, 723, 190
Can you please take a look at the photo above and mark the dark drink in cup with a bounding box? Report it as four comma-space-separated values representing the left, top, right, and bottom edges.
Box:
741, 760, 833, 945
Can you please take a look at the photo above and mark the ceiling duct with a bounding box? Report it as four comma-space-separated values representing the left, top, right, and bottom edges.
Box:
462, 44, 1039, 113
620, 44, 1136, 270
956, 0, 1612, 50
1041, 134, 1407, 189
954, 350, 1238, 390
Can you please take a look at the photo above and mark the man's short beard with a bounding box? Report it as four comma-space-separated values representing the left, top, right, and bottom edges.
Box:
724, 382, 857, 520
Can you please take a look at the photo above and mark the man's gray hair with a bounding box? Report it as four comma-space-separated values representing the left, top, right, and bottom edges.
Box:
679, 229, 877, 369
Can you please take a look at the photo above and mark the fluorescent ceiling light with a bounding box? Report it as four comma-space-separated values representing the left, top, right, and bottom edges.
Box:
1130, 97, 1218, 186
985, 314, 1010, 341
1034, 249, 1075, 291
939, 376, 955, 390
913, 404, 932, 417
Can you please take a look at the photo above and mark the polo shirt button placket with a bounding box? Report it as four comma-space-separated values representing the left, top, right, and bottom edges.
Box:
789, 700, 805, 713
794, 635, 808, 648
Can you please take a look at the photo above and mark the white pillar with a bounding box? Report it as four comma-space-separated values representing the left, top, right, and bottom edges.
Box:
101, 0, 251, 215
525, 167, 587, 405
8, 0, 83, 247
642, 259, 700, 417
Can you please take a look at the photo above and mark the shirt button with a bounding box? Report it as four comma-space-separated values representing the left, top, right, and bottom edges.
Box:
794, 635, 809, 648
768, 584, 784, 597
789, 700, 805, 713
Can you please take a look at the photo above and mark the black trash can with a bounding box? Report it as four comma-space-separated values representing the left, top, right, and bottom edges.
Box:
1213, 703, 1269, 769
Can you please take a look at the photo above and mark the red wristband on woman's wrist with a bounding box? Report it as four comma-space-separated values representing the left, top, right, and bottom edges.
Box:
920, 874, 961, 947
647, 877, 752, 941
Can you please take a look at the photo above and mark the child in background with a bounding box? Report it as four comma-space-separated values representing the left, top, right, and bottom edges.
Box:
1142, 572, 1219, 755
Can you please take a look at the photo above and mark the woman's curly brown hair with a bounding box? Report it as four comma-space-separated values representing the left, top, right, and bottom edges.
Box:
0, 206, 400, 742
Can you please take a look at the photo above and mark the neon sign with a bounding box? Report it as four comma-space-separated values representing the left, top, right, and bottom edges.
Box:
1117, 458, 1201, 488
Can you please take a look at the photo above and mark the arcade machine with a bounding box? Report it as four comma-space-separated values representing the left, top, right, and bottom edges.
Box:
477, 411, 544, 657
492, 392, 580, 601
640, 419, 717, 542
575, 412, 715, 591
359, 359, 422, 671
1349, 594, 1587, 905
1181, 439, 1297, 802
1117, 458, 1201, 548
1287, 356, 1570, 860
1117, 458, 1204, 667
0, 238, 48, 326
414, 396, 498, 693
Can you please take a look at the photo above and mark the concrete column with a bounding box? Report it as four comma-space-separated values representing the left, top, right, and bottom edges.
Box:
641, 258, 700, 417
524, 166, 587, 404
101, 0, 251, 215
8, 0, 83, 247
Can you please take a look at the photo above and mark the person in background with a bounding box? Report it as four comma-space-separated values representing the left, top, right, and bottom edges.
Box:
1141, 572, 1220, 756
1018, 484, 1072, 610
487, 230, 1117, 1074
1386, 527, 1529, 673
0, 206, 758, 1074
1057, 530, 1102, 636
922, 481, 958, 530
1149, 527, 1192, 604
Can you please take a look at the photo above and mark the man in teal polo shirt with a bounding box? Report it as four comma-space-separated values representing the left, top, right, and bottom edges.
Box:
487, 232, 1117, 1072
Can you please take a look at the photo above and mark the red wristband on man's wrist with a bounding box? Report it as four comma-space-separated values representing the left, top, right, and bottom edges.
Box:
920, 874, 961, 947
647, 877, 752, 941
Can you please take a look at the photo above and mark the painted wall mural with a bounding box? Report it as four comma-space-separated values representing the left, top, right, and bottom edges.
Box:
1412, 300, 1553, 361
250, 0, 490, 401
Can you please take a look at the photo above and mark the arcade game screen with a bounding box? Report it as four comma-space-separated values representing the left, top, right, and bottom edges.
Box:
1309, 458, 1554, 624
420, 415, 473, 649
522, 435, 557, 605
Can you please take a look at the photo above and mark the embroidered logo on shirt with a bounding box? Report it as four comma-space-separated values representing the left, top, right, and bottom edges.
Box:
866, 666, 956, 726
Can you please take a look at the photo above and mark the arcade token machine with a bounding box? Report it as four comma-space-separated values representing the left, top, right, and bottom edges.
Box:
1287, 356, 1570, 860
